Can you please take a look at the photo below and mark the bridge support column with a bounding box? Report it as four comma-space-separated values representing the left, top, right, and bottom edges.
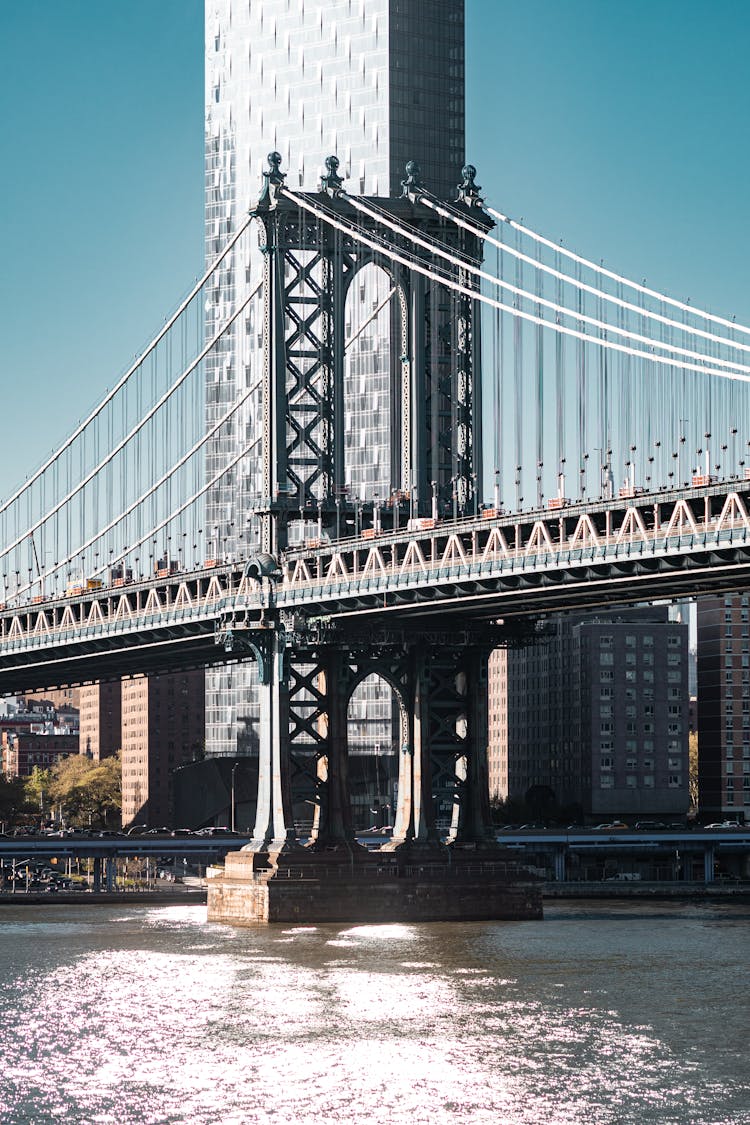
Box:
307, 648, 357, 850
452, 645, 495, 847
105, 857, 116, 892
92, 856, 102, 893
703, 844, 715, 883
384, 646, 440, 852
245, 631, 297, 856
554, 848, 566, 883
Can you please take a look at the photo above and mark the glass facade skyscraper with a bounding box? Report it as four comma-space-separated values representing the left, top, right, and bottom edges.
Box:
204, 0, 465, 773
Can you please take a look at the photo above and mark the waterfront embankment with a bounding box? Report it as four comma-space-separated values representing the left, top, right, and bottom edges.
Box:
543, 880, 750, 900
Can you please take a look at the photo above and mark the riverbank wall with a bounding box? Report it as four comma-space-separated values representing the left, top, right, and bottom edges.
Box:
0, 889, 206, 906
543, 881, 750, 900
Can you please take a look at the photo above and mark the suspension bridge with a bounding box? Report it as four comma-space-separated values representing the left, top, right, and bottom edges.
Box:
1, 152, 748, 918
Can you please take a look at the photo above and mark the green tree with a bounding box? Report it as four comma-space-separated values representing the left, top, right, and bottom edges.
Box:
47, 752, 122, 828
0, 772, 29, 828
689, 730, 699, 813
24, 766, 51, 822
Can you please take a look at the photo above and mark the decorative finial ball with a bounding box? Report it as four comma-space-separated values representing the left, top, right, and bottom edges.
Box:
325, 155, 340, 172
268, 151, 282, 168
405, 160, 421, 178
462, 164, 477, 181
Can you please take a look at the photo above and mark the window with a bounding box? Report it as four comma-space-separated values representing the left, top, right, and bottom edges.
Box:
600, 652, 614, 666
626, 775, 638, 788
625, 635, 636, 648
600, 774, 614, 788
668, 774, 682, 787
600, 756, 613, 770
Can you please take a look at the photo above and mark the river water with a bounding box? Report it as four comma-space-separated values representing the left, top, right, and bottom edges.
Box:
0, 900, 748, 1125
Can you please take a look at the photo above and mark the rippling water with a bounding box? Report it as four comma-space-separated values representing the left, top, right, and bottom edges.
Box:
1, 900, 748, 1124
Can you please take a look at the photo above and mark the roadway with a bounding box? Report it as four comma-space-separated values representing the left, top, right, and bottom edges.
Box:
0, 834, 253, 861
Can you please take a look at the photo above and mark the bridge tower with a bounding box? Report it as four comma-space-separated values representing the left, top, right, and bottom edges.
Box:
217, 154, 507, 890
253, 152, 490, 556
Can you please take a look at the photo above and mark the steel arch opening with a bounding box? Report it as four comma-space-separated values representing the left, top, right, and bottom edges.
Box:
346, 671, 400, 834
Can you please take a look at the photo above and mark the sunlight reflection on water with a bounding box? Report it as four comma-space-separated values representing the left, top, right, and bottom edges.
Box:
0, 901, 748, 1125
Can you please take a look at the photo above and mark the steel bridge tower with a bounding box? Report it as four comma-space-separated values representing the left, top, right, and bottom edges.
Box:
227, 154, 505, 869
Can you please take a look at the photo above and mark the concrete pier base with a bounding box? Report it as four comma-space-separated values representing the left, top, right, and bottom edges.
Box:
207, 850, 543, 925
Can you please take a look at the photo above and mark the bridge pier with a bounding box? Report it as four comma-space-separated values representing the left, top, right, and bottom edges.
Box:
208, 626, 540, 924
105, 857, 116, 892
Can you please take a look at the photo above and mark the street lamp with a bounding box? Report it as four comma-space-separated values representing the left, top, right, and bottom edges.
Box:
231, 762, 238, 832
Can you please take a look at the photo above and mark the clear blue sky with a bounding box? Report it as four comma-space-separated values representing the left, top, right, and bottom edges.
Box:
1, 0, 749, 492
